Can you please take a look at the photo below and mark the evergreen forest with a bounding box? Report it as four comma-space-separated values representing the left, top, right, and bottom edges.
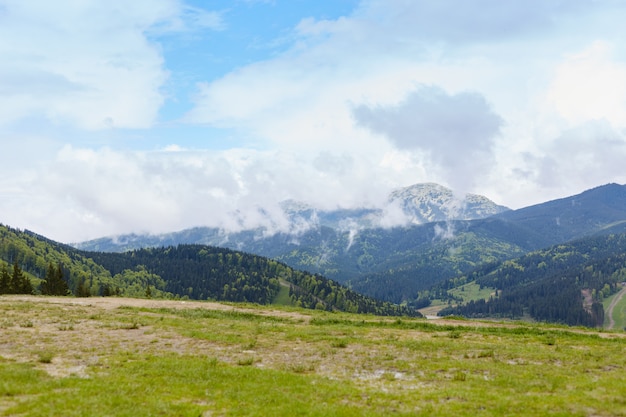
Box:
0, 224, 417, 317
436, 233, 626, 326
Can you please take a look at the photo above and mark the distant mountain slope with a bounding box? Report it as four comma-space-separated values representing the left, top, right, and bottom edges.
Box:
0, 224, 114, 294
493, 183, 626, 244
437, 232, 626, 327
84, 245, 418, 316
351, 184, 626, 303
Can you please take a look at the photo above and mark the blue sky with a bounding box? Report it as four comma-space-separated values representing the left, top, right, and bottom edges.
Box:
2, 0, 626, 242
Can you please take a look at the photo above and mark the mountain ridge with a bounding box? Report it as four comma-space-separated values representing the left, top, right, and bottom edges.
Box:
74, 182, 510, 252
6, 181, 626, 327
73, 183, 626, 310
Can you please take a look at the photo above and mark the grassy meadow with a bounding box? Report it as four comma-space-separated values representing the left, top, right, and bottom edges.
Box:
447, 282, 496, 304
603, 286, 626, 331
1, 295, 625, 416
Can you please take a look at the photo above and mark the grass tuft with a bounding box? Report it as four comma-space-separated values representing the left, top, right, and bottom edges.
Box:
237, 357, 255, 366
452, 371, 467, 381
37, 351, 54, 364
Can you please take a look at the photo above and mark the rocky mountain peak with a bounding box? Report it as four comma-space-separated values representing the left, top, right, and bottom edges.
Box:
389, 183, 509, 224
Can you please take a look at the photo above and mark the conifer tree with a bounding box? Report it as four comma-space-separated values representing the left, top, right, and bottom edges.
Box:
75, 277, 91, 297
40, 263, 55, 295
41, 262, 69, 296
0, 263, 10, 294
11, 261, 32, 295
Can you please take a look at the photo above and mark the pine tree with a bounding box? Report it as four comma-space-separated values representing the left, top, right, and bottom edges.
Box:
0, 263, 10, 294
11, 261, 32, 295
40, 263, 55, 295
75, 277, 91, 297
41, 263, 69, 296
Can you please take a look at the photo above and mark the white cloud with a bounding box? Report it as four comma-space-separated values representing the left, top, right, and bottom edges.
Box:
4, 0, 626, 242
0, 0, 221, 130
353, 86, 503, 192
546, 41, 626, 126
187, 0, 626, 208
1, 145, 419, 242
528, 120, 626, 188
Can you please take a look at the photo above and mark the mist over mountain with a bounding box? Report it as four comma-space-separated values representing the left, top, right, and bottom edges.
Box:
74, 183, 509, 252
388, 183, 509, 224
348, 181, 626, 306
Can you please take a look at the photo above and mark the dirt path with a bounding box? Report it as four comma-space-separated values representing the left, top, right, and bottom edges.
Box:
4, 295, 314, 322
605, 285, 626, 330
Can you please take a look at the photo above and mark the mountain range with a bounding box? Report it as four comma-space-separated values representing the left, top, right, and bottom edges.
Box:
76, 183, 626, 296
75, 182, 510, 252
73, 182, 626, 326
4, 181, 626, 326
73, 183, 514, 300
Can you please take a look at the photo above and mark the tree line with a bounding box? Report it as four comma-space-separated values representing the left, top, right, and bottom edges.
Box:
437, 233, 626, 326
0, 260, 69, 296
0, 223, 417, 316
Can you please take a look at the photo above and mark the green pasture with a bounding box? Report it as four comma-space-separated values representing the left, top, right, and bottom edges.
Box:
1, 296, 625, 416
447, 281, 495, 303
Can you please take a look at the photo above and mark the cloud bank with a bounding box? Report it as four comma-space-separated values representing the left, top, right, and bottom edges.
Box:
2, 0, 626, 243
353, 86, 503, 192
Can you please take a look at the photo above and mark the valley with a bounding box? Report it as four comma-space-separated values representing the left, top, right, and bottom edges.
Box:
3, 182, 626, 328
73, 182, 626, 328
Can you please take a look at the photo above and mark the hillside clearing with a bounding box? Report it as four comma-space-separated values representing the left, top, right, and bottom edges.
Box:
1, 295, 625, 416
605, 284, 626, 330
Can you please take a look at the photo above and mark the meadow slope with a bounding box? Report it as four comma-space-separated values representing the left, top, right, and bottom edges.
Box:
1, 295, 625, 416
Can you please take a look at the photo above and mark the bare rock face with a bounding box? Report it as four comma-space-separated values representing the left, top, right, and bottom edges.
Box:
388, 183, 509, 225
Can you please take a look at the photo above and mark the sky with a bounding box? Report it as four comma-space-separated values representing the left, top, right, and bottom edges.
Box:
2, 0, 626, 243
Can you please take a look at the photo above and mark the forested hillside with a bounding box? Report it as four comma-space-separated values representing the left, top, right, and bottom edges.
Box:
437, 233, 626, 326
0, 224, 118, 296
84, 245, 418, 316
0, 224, 417, 317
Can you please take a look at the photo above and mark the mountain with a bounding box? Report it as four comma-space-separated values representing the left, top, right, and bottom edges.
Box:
349, 183, 626, 304
388, 183, 509, 224
73, 183, 626, 318
74, 182, 510, 253
437, 232, 626, 326
0, 223, 416, 316
72, 183, 513, 303
492, 183, 626, 243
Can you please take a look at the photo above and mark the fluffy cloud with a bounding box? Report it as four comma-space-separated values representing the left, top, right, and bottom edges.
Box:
2, 145, 416, 242
0, 0, 221, 129
4, 0, 626, 242
527, 120, 626, 189
546, 42, 626, 126
353, 86, 503, 191
250, 1, 626, 208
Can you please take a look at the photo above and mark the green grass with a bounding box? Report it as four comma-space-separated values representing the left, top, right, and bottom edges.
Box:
1, 296, 625, 416
447, 281, 496, 303
603, 287, 626, 330
271, 279, 294, 306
